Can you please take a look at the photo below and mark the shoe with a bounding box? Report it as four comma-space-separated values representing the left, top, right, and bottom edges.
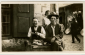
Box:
72, 42, 75, 43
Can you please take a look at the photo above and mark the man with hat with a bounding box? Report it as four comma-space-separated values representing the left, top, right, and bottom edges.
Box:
45, 12, 65, 51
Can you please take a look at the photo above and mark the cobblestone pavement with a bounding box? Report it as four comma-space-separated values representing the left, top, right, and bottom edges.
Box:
62, 34, 84, 51
2, 34, 83, 51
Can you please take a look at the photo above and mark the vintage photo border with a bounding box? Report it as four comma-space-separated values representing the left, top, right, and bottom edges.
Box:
0, 1, 85, 54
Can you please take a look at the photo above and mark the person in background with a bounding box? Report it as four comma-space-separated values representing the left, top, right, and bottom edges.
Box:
27, 17, 46, 44
42, 10, 51, 28
71, 18, 80, 43
77, 11, 83, 35
45, 12, 65, 51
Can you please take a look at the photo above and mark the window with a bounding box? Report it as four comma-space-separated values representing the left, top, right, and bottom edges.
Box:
1, 4, 12, 37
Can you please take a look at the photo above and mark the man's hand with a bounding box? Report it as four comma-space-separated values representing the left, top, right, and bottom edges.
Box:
35, 32, 40, 36
51, 37, 56, 43
31, 32, 40, 36
31, 32, 35, 34
55, 35, 60, 39
58, 39, 62, 41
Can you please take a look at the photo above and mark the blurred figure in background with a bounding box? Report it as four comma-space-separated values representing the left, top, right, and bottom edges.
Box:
71, 18, 80, 43
65, 15, 73, 34
42, 10, 51, 29
77, 11, 83, 35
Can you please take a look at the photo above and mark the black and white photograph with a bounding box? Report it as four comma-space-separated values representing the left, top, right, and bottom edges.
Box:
1, 2, 84, 52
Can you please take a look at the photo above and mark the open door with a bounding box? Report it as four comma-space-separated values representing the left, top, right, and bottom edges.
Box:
13, 4, 34, 37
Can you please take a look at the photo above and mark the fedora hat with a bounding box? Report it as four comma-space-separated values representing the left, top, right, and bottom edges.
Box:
48, 12, 59, 19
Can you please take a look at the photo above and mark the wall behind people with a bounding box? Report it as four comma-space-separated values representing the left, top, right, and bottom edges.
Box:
34, 4, 50, 26
34, 4, 58, 26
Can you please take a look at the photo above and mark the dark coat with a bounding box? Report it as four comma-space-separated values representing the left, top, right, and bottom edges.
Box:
45, 24, 64, 43
71, 21, 78, 34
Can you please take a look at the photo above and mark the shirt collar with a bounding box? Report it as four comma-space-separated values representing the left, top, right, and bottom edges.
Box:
51, 25, 55, 28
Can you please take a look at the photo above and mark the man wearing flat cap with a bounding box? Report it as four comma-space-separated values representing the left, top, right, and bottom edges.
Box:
45, 12, 65, 51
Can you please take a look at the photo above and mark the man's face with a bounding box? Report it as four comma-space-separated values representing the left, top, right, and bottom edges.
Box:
33, 19, 38, 27
50, 16, 59, 25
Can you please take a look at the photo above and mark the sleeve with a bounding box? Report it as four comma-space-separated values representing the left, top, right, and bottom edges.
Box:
27, 27, 32, 37
59, 24, 64, 39
39, 26, 46, 39
45, 27, 53, 42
